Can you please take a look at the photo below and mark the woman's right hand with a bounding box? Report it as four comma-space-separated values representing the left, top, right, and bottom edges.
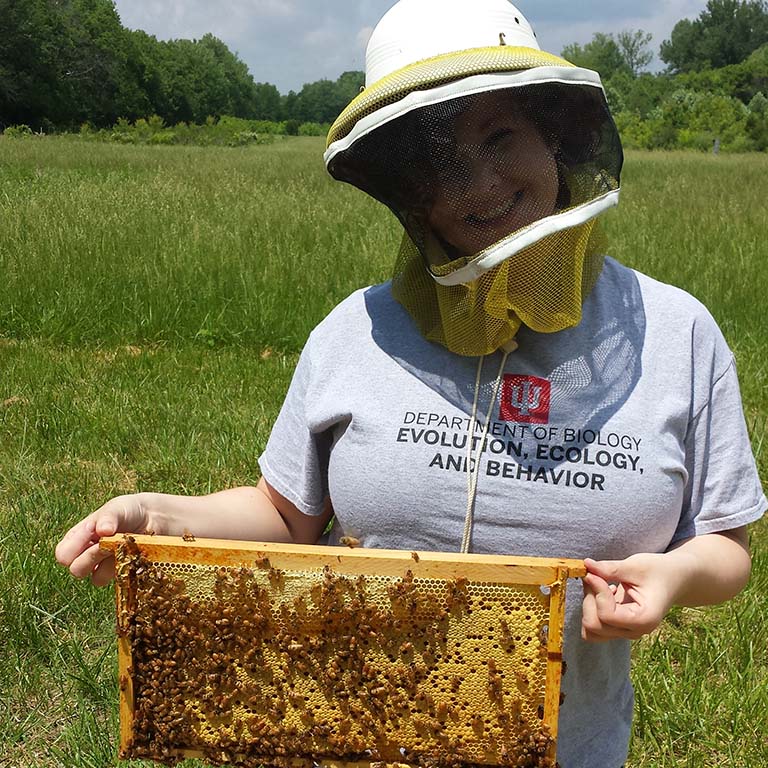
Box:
55, 493, 153, 586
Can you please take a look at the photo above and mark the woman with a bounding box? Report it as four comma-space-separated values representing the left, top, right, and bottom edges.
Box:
56, 1, 765, 766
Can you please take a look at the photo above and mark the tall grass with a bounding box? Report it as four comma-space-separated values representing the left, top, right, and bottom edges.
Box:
0, 137, 765, 767
0, 137, 398, 349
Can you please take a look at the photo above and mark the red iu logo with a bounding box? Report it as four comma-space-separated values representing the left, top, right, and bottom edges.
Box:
500, 375, 551, 423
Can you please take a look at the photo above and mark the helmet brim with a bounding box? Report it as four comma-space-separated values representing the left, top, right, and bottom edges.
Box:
326, 46, 577, 148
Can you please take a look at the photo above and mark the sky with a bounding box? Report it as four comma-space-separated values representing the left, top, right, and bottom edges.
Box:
112, 0, 711, 93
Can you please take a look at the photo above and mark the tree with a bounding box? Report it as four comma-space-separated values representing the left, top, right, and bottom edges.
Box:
198, 33, 259, 118
60, 0, 151, 125
562, 33, 630, 79
283, 72, 364, 123
336, 70, 365, 105
0, 0, 70, 127
661, 0, 768, 72
746, 90, 768, 148
609, 71, 676, 117
616, 30, 654, 76
253, 83, 281, 121
0, 0, 147, 128
0, 1, 271, 128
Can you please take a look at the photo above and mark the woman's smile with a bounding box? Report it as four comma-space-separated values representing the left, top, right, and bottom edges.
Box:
465, 188, 525, 227
426, 91, 559, 258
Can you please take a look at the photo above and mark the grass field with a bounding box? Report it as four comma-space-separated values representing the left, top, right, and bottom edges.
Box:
0, 136, 766, 767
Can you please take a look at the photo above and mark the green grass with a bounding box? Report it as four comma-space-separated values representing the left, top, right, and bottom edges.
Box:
0, 137, 398, 348
0, 137, 766, 767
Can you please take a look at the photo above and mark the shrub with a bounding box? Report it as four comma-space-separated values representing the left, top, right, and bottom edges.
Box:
3, 124, 34, 138
298, 122, 329, 137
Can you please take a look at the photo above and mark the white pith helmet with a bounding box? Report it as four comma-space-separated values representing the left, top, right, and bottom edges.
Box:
326, 0, 582, 153
365, 0, 540, 86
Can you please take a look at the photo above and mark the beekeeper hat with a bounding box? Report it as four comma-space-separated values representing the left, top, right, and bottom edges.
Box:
324, 0, 623, 355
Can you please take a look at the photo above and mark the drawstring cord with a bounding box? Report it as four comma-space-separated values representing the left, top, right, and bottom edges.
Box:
460, 338, 516, 553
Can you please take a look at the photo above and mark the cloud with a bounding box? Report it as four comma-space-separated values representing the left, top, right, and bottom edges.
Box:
356, 25, 375, 53
115, 0, 297, 44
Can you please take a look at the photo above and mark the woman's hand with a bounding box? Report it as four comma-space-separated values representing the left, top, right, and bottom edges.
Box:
581, 528, 752, 642
581, 554, 677, 641
55, 494, 153, 586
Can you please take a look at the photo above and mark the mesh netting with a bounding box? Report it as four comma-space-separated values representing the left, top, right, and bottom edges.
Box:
391, 223, 607, 356
327, 79, 622, 356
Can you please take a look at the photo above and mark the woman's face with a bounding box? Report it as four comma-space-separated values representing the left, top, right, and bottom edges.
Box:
426, 92, 559, 258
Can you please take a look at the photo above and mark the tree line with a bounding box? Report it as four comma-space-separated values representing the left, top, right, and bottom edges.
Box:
1, 0, 767, 151
0, 0, 364, 130
561, 0, 768, 151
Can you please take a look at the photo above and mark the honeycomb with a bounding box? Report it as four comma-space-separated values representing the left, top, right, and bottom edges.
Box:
102, 535, 585, 768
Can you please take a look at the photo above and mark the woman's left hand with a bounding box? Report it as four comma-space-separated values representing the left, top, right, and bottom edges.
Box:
580, 554, 678, 642
582, 529, 752, 642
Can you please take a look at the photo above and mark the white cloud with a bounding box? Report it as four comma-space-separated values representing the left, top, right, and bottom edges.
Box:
303, 24, 341, 48
115, 0, 297, 43
356, 25, 374, 53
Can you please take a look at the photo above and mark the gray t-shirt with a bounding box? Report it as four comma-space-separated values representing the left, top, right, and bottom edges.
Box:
259, 257, 766, 768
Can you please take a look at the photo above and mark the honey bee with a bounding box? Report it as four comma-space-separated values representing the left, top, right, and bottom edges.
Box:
287, 691, 304, 707
323, 667, 338, 683
411, 551, 420, 562
254, 554, 271, 569
514, 670, 529, 689
488, 674, 504, 698
339, 536, 361, 548
182, 532, 195, 542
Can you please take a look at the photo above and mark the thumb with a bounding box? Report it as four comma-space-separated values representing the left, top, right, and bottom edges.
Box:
584, 557, 624, 582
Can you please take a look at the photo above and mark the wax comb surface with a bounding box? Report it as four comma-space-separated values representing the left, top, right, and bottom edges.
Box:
101, 535, 585, 767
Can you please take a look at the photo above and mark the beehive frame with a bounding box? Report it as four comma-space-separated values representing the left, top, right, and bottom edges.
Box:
101, 535, 585, 768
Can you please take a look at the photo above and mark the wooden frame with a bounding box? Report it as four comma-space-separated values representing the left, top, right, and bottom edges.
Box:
101, 535, 585, 767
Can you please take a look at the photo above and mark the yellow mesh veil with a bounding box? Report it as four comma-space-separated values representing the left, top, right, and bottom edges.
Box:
392, 221, 607, 356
